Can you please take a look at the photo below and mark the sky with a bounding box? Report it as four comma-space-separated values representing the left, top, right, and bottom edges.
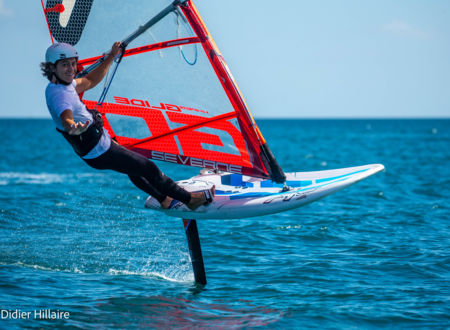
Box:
0, 0, 449, 118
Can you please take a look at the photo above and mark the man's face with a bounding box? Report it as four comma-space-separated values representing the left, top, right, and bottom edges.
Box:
53, 58, 77, 83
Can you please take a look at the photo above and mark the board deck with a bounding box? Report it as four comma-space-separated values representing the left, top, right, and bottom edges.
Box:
145, 164, 384, 219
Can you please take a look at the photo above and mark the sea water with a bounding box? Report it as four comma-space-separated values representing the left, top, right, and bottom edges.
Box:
0, 119, 448, 328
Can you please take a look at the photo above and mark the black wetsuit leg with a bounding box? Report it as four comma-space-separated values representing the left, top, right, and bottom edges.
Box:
84, 142, 191, 204
127, 175, 166, 203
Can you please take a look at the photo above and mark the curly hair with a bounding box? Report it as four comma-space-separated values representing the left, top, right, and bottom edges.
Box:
40, 62, 54, 81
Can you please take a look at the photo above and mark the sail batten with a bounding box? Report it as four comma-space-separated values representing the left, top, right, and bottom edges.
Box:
41, 0, 285, 182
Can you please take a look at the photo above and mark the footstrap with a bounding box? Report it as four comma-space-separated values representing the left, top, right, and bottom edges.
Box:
168, 199, 183, 210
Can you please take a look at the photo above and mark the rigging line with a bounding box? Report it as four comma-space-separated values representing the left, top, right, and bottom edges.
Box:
97, 58, 112, 108
123, 112, 237, 149
146, 29, 164, 59
96, 50, 124, 107
174, 8, 198, 65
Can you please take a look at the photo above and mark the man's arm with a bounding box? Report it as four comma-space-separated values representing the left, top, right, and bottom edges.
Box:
60, 109, 89, 135
75, 42, 122, 94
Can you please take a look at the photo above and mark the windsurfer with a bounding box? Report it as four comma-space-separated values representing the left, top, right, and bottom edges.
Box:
41, 42, 214, 210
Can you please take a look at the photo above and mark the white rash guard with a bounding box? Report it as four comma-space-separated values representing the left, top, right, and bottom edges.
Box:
45, 80, 111, 159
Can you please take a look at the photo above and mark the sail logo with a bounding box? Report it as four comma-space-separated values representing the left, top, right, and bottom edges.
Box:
59, 0, 75, 28
263, 192, 308, 204
45, 0, 93, 45
151, 151, 243, 174
113, 96, 209, 115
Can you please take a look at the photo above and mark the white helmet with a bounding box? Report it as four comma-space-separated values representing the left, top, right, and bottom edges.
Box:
45, 43, 78, 64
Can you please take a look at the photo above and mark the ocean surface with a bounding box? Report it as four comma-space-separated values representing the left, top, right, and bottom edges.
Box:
0, 119, 449, 329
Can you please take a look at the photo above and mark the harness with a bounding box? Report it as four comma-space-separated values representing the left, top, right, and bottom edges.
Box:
56, 108, 104, 157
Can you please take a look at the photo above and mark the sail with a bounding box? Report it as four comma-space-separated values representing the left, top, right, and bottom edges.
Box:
41, 0, 286, 182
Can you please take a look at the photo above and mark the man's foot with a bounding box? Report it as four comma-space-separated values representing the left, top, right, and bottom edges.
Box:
187, 186, 215, 210
161, 196, 173, 209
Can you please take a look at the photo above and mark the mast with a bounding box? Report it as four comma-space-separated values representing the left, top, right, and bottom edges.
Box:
180, 1, 286, 183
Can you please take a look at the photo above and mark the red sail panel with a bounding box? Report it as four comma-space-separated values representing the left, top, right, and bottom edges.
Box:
83, 100, 263, 177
